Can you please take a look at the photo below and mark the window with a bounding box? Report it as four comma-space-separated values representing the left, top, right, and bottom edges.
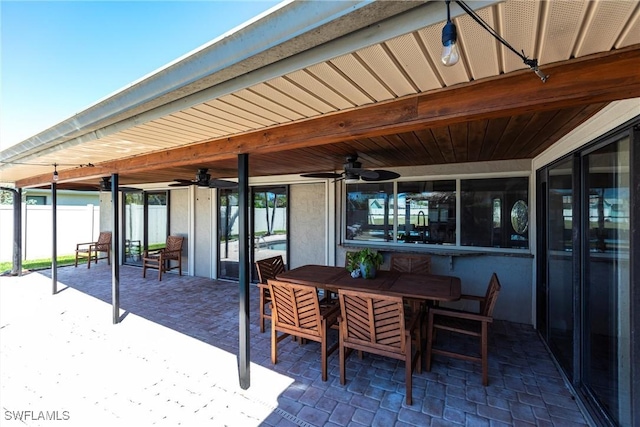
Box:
396, 180, 456, 245
345, 182, 393, 242
26, 196, 45, 205
345, 176, 529, 250
461, 177, 529, 249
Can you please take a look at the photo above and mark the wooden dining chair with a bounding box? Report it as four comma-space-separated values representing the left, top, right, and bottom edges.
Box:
267, 279, 339, 382
75, 231, 112, 269
142, 235, 184, 281
338, 288, 422, 405
426, 272, 501, 386
255, 255, 286, 333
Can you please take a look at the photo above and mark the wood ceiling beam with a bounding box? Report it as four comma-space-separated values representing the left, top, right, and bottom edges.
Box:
17, 46, 640, 187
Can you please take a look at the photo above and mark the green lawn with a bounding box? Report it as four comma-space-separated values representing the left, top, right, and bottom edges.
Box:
0, 255, 77, 273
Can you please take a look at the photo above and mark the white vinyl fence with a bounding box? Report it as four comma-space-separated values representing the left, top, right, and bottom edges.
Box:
0, 204, 100, 262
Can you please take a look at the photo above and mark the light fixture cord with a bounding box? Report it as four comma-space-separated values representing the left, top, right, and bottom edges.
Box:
455, 0, 548, 82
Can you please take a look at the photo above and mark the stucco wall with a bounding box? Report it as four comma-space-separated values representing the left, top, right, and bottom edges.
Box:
289, 183, 326, 269
194, 187, 212, 278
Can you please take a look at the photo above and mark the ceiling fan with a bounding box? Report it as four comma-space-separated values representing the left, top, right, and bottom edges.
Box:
300, 154, 400, 182
98, 177, 139, 192
169, 168, 237, 189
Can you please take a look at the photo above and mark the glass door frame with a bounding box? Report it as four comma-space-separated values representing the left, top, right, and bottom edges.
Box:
121, 190, 169, 266
536, 117, 639, 426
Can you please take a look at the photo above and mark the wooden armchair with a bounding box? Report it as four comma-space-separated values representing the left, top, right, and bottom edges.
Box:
426, 272, 501, 386
267, 279, 340, 382
75, 231, 112, 269
255, 255, 286, 333
338, 289, 422, 405
142, 235, 184, 281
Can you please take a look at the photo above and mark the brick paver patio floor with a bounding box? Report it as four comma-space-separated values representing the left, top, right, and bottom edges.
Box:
0, 264, 590, 426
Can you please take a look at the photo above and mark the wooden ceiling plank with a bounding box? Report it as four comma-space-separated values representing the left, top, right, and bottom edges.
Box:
479, 117, 511, 161
412, 129, 445, 164
448, 123, 469, 163
504, 110, 559, 159
430, 126, 456, 164
491, 114, 536, 160
526, 103, 607, 158
466, 119, 489, 162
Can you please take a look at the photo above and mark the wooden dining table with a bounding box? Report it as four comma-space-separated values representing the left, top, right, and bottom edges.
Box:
276, 264, 461, 303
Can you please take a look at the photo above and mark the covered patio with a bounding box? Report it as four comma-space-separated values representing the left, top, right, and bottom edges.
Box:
1, 265, 588, 426
1, 1, 638, 424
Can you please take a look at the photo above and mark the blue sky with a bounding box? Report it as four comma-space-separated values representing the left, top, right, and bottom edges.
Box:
0, 0, 281, 150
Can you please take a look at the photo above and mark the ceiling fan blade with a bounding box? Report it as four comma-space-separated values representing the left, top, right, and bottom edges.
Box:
169, 182, 192, 187
360, 170, 401, 181
208, 179, 238, 189
357, 169, 380, 180
172, 179, 194, 184
301, 172, 343, 179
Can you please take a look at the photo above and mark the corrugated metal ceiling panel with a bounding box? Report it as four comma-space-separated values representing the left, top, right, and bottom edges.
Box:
284, 69, 354, 110
538, 0, 588, 65
576, 1, 637, 57
265, 77, 337, 114
218, 93, 292, 123
457, 6, 500, 79
249, 82, 321, 117
500, 0, 540, 73
329, 53, 395, 102
356, 44, 416, 97
384, 33, 442, 92
617, 5, 640, 48
305, 62, 372, 106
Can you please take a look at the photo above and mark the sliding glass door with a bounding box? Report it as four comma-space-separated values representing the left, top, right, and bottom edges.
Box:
583, 137, 631, 426
217, 186, 288, 281
538, 126, 634, 426
123, 191, 168, 265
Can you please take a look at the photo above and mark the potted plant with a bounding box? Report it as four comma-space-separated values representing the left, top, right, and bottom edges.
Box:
346, 248, 383, 279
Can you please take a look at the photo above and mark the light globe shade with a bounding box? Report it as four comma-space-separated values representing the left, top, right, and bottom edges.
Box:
441, 41, 459, 66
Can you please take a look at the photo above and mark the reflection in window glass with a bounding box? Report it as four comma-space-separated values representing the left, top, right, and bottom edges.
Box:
346, 182, 393, 242
396, 181, 456, 245
461, 177, 529, 248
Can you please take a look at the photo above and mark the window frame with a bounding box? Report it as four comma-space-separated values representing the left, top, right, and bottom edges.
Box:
342, 172, 532, 254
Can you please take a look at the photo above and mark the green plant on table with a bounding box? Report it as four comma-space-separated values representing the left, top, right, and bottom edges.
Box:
347, 248, 384, 279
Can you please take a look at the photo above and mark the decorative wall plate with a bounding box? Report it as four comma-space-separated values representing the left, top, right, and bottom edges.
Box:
511, 200, 528, 234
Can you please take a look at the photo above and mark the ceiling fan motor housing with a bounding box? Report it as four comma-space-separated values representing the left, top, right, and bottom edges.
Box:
196, 169, 211, 183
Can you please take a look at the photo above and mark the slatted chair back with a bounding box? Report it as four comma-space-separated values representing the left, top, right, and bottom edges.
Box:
390, 253, 432, 311
94, 232, 112, 252
481, 273, 501, 317
268, 280, 324, 340
256, 256, 285, 284
142, 235, 184, 280
339, 289, 407, 357
390, 253, 431, 275
267, 279, 339, 381
338, 288, 421, 405
255, 256, 286, 333
164, 235, 184, 259
74, 231, 112, 268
